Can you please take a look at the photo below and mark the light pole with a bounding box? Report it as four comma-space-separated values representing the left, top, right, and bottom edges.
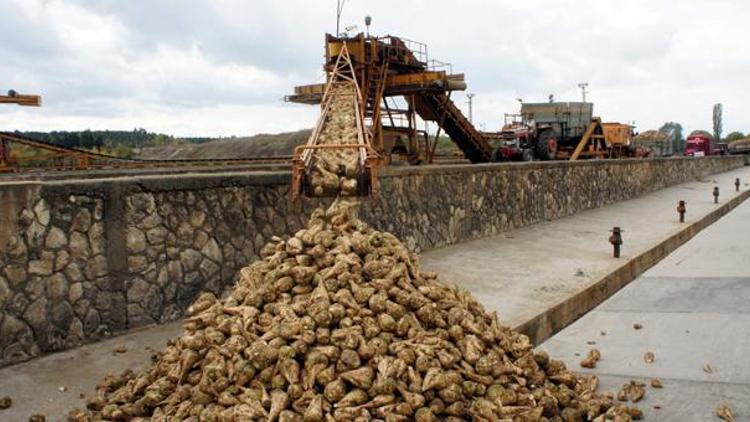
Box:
336, 0, 348, 36
577, 82, 589, 102
467, 93, 475, 124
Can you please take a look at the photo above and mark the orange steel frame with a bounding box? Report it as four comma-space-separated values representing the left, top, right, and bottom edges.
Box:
289, 41, 382, 201
1, 90, 42, 171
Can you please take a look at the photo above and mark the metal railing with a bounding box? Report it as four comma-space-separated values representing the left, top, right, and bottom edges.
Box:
427, 59, 453, 74
378, 35, 428, 65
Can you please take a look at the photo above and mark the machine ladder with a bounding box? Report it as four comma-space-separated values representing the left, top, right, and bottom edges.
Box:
364, 60, 389, 149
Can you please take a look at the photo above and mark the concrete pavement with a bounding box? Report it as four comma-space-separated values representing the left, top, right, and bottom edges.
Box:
0, 166, 748, 420
0, 322, 182, 420
540, 195, 750, 420
421, 166, 750, 336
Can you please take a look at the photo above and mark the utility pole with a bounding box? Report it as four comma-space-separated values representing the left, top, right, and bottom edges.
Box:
466, 93, 475, 124
577, 82, 589, 102
336, 0, 348, 37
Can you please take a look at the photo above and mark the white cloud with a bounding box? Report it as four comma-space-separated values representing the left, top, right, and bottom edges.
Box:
120, 42, 292, 104
1, 0, 749, 136
10, 0, 128, 54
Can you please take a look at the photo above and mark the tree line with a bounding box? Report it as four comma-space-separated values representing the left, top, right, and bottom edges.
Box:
21, 129, 105, 149
14, 129, 216, 158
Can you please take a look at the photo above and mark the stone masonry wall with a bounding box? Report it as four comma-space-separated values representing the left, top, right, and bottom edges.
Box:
0, 156, 744, 367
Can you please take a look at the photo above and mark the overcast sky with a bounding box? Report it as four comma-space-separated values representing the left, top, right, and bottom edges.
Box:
1, 0, 749, 137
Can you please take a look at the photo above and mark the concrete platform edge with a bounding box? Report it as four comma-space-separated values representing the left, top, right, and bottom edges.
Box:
515, 189, 750, 345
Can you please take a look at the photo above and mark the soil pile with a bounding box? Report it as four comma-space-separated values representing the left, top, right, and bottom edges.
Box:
71, 200, 639, 421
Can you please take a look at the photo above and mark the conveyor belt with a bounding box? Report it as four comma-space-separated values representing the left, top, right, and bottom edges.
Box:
413, 92, 493, 163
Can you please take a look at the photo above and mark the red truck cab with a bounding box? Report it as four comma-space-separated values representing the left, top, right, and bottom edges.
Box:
684, 131, 718, 157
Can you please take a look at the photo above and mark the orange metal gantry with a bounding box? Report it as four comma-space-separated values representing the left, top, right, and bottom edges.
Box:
287, 34, 494, 165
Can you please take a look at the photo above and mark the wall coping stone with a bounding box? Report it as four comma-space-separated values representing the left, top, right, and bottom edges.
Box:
1, 156, 743, 196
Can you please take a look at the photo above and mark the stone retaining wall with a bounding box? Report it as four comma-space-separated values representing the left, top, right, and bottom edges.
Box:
0, 156, 744, 367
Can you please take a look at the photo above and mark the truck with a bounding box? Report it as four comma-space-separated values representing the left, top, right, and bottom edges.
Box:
684, 130, 722, 157
728, 138, 750, 155
490, 101, 609, 161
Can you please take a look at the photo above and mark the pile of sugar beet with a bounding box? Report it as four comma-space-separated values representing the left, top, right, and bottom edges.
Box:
69, 200, 642, 421
308, 82, 361, 198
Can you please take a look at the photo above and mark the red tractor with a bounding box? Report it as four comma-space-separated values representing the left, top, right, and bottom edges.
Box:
490, 113, 536, 161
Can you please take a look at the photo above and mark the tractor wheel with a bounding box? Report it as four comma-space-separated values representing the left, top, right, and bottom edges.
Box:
536, 130, 559, 160
491, 147, 505, 162
521, 148, 534, 162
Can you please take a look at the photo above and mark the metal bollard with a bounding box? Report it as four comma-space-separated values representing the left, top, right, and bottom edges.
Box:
736, 178, 741, 192
677, 200, 686, 223
609, 227, 623, 258
713, 186, 719, 204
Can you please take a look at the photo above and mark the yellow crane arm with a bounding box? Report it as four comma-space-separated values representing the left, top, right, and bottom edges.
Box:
0, 90, 42, 107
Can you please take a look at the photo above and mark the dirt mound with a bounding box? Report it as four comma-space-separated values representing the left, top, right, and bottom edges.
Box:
71, 200, 639, 421
137, 131, 311, 160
